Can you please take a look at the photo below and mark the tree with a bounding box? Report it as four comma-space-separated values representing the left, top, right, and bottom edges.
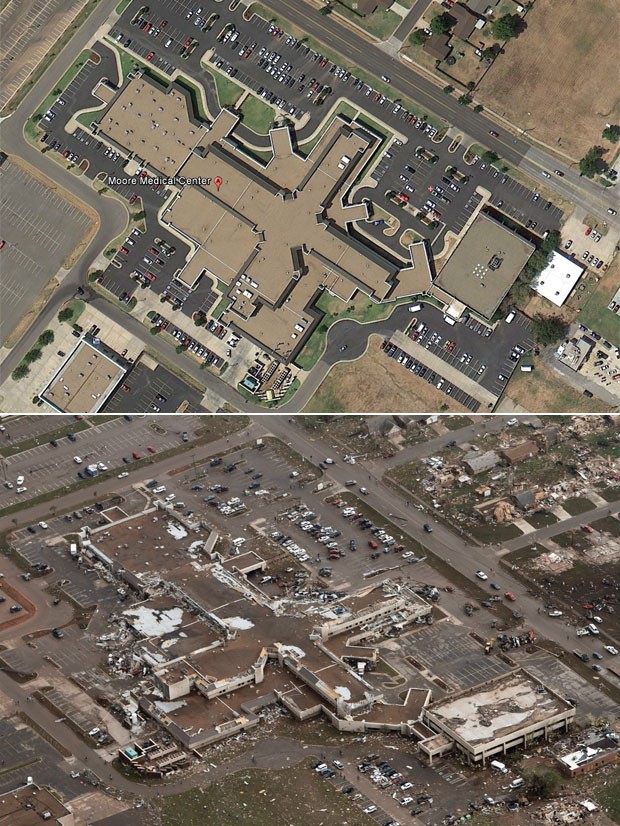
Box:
37, 329, 54, 346
410, 29, 429, 46
320, 4, 332, 14
466, 80, 476, 91
491, 13, 523, 40
430, 12, 454, 35
11, 364, 30, 381
482, 150, 499, 162
474, 104, 484, 113
482, 45, 500, 60
579, 146, 609, 178
57, 307, 73, 323
458, 94, 471, 106
602, 124, 620, 143
531, 314, 568, 346
23, 348, 42, 364
443, 84, 454, 94
541, 229, 561, 254
523, 767, 561, 799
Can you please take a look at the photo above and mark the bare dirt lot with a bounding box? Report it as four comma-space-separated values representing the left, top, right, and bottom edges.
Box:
304, 335, 468, 413
477, 0, 620, 160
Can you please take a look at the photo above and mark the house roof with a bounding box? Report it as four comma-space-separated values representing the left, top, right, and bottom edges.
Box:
451, 3, 479, 40
500, 441, 539, 464
423, 33, 452, 60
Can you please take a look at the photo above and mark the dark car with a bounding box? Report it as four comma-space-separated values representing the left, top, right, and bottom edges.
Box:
423, 523, 432, 532
52, 628, 64, 639
50, 439, 58, 447
27, 526, 36, 534
182, 431, 189, 442
67, 432, 77, 442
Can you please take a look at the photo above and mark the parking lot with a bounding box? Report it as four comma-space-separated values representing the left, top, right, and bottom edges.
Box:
360, 135, 563, 257
0, 158, 91, 345
0, 415, 199, 507
381, 302, 534, 409
103, 361, 208, 413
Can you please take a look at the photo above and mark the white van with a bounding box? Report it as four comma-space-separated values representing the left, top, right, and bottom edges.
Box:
520, 364, 533, 372
509, 778, 525, 789
164, 37, 173, 48
408, 303, 422, 312
490, 760, 508, 774
505, 311, 516, 323
153, 485, 167, 494
443, 315, 456, 326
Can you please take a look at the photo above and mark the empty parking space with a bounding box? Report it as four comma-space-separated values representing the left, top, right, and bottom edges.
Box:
0, 159, 92, 345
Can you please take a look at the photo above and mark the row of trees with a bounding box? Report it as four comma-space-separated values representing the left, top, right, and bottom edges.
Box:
11, 330, 55, 382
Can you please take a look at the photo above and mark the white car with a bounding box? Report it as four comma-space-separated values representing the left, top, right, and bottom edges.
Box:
73, 456, 82, 464
476, 571, 488, 580
16, 487, 27, 494
164, 493, 176, 502
548, 610, 563, 617
38, 522, 48, 529
604, 645, 618, 655
16, 475, 25, 485
97, 462, 108, 471
402, 552, 415, 560
88, 727, 101, 737
363, 806, 377, 814
117, 472, 129, 479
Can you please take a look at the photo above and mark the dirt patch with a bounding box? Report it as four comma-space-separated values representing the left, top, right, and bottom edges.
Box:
304, 335, 468, 413
505, 358, 613, 413
477, 0, 620, 160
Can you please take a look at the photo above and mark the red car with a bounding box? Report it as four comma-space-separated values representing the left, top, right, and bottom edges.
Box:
0, 240, 5, 250
146, 51, 154, 61
184, 37, 192, 47
144, 272, 156, 282
504, 592, 516, 601
368, 539, 378, 549
132, 451, 141, 460
581, 524, 594, 533
119, 247, 129, 255
585, 226, 592, 236
147, 445, 157, 454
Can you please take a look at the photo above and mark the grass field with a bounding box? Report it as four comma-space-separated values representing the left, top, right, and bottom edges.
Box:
239, 94, 274, 134
505, 359, 612, 413
334, 2, 401, 40
477, 0, 620, 159
577, 255, 620, 347
155, 761, 376, 826
304, 334, 468, 412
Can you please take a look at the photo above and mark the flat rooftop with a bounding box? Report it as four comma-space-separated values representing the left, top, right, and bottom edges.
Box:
425, 670, 572, 745
40, 339, 127, 413
90, 511, 212, 579
0, 784, 70, 825
532, 250, 585, 306
436, 213, 534, 318
99, 75, 205, 176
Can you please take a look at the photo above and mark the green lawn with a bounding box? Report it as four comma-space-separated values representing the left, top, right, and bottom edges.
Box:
577, 273, 620, 347
29, 49, 92, 130
212, 71, 243, 108
239, 94, 275, 134
297, 102, 362, 158
115, 0, 133, 12
562, 497, 595, 516
334, 3, 401, 40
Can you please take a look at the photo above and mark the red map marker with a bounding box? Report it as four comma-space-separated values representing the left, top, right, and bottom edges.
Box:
214, 176, 223, 192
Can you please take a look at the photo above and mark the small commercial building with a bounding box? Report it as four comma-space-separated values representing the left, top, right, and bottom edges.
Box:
0, 783, 73, 826
557, 744, 618, 777
39, 336, 128, 414
531, 251, 585, 306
